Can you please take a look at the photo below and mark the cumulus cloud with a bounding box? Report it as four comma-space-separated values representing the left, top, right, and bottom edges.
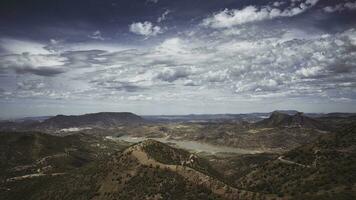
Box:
129, 21, 163, 37
202, 0, 319, 28
0, 53, 67, 76
0, 38, 123, 77
204, 70, 229, 83
0, 38, 71, 77
99, 28, 354, 102
296, 66, 324, 78
96, 29, 354, 102
2, 23, 356, 110
0, 38, 52, 54
155, 67, 192, 82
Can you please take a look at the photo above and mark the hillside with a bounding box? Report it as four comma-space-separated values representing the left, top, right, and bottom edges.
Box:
122, 121, 329, 151
90, 140, 279, 200
1, 123, 355, 200
0, 131, 129, 200
0, 137, 280, 200
36, 112, 144, 130
0, 132, 127, 182
236, 125, 356, 199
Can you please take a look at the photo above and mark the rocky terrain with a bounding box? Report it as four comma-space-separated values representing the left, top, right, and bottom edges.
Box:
0, 111, 356, 200
0, 133, 280, 200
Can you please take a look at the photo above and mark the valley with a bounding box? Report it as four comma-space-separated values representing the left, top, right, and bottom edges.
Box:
112, 135, 263, 154
0, 111, 355, 200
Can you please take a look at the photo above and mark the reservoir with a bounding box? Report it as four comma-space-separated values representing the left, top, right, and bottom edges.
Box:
114, 135, 261, 154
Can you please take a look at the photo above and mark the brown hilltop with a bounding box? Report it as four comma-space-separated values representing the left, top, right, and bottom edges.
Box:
93, 139, 281, 200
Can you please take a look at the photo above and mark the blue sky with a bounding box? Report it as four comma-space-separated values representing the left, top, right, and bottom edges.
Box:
0, 0, 356, 118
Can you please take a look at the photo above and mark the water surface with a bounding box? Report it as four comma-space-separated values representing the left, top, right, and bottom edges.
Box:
115, 135, 261, 154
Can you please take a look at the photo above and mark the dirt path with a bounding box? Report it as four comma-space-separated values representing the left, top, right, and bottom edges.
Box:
278, 156, 311, 168
127, 145, 276, 200
6, 173, 65, 182
36, 153, 67, 164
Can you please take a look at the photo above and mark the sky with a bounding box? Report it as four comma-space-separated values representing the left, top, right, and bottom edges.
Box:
0, 0, 356, 118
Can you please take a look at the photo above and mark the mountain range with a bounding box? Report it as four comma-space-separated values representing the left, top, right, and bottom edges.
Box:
1, 123, 355, 199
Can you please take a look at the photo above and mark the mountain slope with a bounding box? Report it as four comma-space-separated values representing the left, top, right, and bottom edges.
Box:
236, 125, 356, 199
92, 140, 277, 200
1, 138, 280, 200
0, 132, 127, 183
37, 112, 143, 130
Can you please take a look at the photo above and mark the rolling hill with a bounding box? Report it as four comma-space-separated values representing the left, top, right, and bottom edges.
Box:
0, 134, 281, 200
1, 121, 356, 200
236, 124, 356, 199
0, 131, 129, 200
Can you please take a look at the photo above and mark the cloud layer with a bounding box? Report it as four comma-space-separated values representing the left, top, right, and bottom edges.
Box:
323, 1, 356, 13
1, 0, 356, 116
202, 0, 319, 28
1, 27, 355, 104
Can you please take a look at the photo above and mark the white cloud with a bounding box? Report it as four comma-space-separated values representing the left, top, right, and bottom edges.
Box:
346, 1, 356, 9
0, 38, 52, 55
88, 30, 105, 40
128, 94, 153, 101
157, 10, 171, 23
202, 0, 319, 28
156, 38, 188, 54
323, 1, 356, 13
155, 67, 193, 82
296, 66, 324, 78
0, 39, 68, 76
50, 39, 59, 45
2, 24, 356, 111
147, 0, 159, 3
129, 21, 163, 37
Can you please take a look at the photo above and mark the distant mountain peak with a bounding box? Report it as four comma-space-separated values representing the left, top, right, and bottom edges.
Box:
37, 112, 144, 130
272, 110, 300, 115
257, 111, 326, 130
270, 111, 290, 117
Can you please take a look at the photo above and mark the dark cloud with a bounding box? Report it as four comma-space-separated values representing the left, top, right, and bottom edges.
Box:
90, 79, 146, 93
14, 66, 66, 77
61, 50, 107, 68
155, 68, 191, 82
